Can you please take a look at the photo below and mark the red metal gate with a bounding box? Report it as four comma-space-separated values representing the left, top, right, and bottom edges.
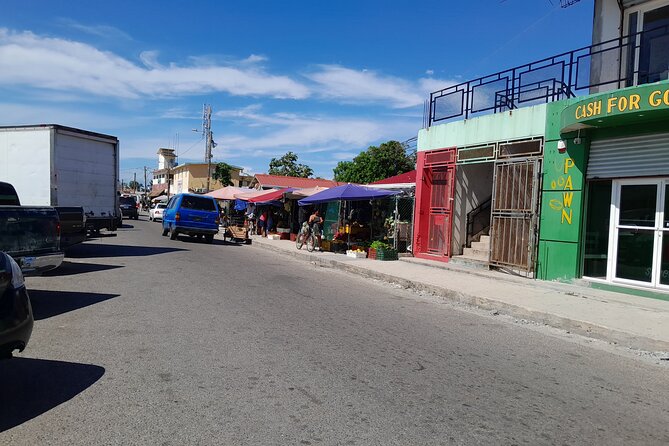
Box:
414, 148, 456, 261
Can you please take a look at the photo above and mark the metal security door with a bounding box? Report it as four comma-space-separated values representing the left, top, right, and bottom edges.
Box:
426, 166, 455, 257
490, 158, 541, 274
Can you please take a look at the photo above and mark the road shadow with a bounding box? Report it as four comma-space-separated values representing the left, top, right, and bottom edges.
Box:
119, 223, 135, 228
28, 289, 120, 320
177, 236, 243, 246
42, 261, 123, 277
65, 243, 186, 259
0, 357, 105, 432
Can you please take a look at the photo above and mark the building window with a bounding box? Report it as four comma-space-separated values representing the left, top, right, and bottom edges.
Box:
583, 181, 612, 278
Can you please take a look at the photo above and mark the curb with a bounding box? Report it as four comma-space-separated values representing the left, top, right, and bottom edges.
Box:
250, 238, 669, 353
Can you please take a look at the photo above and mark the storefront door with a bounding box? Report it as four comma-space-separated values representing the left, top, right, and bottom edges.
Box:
490, 157, 541, 274
610, 179, 669, 289
413, 147, 456, 261
426, 166, 455, 257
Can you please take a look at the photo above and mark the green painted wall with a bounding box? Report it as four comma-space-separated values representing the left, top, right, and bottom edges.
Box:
537, 99, 589, 281
537, 80, 669, 282
417, 104, 547, 151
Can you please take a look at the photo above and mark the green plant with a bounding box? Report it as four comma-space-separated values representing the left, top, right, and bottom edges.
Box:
370, 240, 392, 250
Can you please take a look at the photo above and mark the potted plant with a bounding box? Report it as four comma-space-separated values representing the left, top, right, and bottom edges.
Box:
368, 241, 398, 261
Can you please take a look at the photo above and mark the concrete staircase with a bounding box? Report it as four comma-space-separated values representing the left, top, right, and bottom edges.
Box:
450, 235, 490, 269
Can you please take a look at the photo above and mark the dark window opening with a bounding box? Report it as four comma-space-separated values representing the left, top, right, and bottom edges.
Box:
583, 181, 612, 278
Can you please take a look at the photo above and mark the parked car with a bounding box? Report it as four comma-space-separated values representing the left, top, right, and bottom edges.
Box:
149, 202, 167, 222
119, 195, 139, 220
162, 194, 220, 243
0, 251, 33, 359
0, 181, 64, 275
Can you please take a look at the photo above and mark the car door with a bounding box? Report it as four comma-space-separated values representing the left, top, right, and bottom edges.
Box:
179, 196, 218, 230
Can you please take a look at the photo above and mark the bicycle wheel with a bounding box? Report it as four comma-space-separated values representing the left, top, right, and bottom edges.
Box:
295, 232, 304, 250
306, 234, 316, 252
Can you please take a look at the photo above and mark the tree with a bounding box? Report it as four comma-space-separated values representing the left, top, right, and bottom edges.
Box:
212, 162, 234, 186
268, 151, 313, 178
128, 180, 140, 191
333, 140, 415, 183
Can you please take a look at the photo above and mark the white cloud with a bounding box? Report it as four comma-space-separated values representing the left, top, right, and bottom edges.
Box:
59, 19, 133, 41
306, 65, 423, 108
0, 28, 310, 100
216, 107, 419, 156
0, 102, 135, 131
305, 65, 457, 109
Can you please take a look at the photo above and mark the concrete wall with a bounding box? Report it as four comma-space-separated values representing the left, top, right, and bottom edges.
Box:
590, 0, 623, 93
418, 104, 547, 152
451, 163, 494, 255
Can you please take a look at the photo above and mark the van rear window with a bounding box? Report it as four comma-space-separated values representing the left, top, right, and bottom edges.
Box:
181, 196, 216, 211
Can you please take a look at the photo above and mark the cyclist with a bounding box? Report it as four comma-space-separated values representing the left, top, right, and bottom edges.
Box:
308, 210, 324, 250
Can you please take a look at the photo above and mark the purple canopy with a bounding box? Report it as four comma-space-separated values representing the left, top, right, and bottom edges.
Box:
297, 183, 399, 205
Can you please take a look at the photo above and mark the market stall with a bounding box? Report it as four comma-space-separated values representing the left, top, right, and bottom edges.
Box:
297, 184, 399, 253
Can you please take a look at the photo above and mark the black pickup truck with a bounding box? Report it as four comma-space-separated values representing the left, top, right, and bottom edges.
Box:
0, 181, 65, 274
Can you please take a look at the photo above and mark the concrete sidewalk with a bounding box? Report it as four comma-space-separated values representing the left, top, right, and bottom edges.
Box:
224, 233, 669, 353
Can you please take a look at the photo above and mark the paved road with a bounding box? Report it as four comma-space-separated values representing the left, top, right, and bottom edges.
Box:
2, 217, 668, 445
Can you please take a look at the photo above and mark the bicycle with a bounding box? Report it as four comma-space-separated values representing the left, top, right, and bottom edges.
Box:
295, 222, 317, 252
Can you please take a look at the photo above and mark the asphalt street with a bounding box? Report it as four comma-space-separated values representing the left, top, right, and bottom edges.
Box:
1, 216, 668, 445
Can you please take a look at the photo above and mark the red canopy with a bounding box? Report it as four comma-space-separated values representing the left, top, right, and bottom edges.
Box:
248, 188, 295, 203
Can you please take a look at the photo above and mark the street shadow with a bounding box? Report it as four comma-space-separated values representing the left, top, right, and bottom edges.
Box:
28, 289, 120, 320
177, 236, 243, 246
0, 357, 105, 432
65, 243, 186, 259
119, 223, 135, 228
42, 261, 123, 277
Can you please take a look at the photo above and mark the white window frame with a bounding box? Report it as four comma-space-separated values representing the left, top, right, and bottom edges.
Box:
606, 178, 669, 290
623, 0, 669, 85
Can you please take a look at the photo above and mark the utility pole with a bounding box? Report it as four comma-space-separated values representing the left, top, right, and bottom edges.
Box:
133, 172, 137, 193
203, 104, 213, 193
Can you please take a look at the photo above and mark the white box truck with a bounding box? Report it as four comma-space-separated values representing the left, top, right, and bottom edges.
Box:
0, 124, 120, 235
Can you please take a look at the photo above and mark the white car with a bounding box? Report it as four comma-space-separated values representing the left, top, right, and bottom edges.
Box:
149, 203, 167, 221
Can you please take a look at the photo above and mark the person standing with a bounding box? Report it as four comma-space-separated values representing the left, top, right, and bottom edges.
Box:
258, 210, 267, 237
267, 210, 274, 236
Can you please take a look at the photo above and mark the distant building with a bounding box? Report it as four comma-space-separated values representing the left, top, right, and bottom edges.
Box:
250, 174, 342, 190
151, 148, 243, 195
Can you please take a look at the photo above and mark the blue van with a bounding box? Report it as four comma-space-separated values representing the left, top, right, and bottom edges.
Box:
162, 194, 220, 243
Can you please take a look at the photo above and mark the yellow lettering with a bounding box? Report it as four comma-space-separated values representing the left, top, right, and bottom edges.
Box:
618, 96, 628, 112
564, 176, 573, 190
563, 158, 575, 174
664, 90, 669, 106
649, 90, 662, 107
563, 192, 574, 208
607, 97, 617, 113
593, 100, 601, 115
575, 105, 583, 120
561, 208, 573, 225
549, 199, 563, 211
628, 94, 640, 110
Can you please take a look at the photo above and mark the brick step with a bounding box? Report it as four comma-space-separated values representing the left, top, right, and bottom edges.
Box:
479, 235, 490, 243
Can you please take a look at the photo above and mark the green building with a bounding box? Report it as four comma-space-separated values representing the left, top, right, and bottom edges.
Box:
414, 0, 669, 296
538, 81, 669, 295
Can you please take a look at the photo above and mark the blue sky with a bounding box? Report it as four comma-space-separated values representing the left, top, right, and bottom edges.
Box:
0, 0, 594, 182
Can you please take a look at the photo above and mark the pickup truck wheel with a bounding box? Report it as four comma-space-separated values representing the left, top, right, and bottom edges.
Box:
204, 234, 214, 244
162, 227, 168, 236
169, 226, 178, 240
